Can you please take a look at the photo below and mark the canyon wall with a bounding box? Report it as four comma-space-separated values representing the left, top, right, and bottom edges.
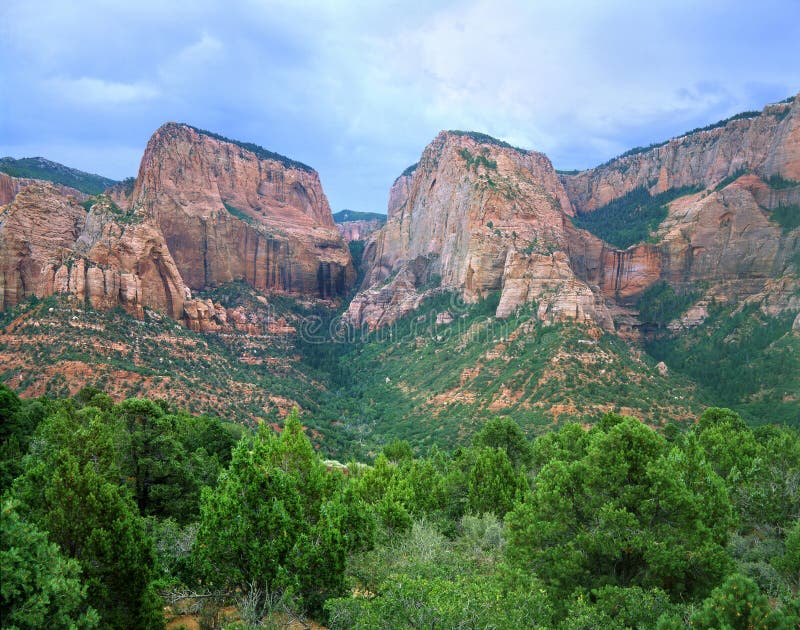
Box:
562, 95, 799, 212
0, 124, 355, 325
132, 123, 354, 298
352, 96, 800, 332
349, 131, 614, 330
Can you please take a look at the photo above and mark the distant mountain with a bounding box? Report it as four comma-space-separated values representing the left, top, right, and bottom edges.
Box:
332, 209, 387, 224
0, 157, 118, 196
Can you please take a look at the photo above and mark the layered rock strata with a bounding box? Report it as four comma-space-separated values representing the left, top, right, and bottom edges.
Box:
1, 124, 354, 326
132, 123, 354, 298
562, 95, 799, 212
349, 131, 614, 330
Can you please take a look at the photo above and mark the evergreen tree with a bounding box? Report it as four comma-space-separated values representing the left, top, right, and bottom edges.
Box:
12, 406, 164, 629
1, 497, 99, 629
506, 417, 734, 601
468, 447, 525, 517
194, 410, 373, 615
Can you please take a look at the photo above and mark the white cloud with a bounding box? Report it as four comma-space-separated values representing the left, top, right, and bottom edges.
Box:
45, 77, 160, 106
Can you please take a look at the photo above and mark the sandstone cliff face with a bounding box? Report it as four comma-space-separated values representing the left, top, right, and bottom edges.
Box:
348, 131, 615, 329
388, 170, 415, 219
565, 174, 799, 314
337, 219, 384, 242
353, 98, 800, 332
496, 250, 614, 329
0, 183, 87, 310
562, 95, 799, 213
104, 178, 135, 210
1, 124, 354, 328
0, 185, 188, 317
132, 123, 354, 298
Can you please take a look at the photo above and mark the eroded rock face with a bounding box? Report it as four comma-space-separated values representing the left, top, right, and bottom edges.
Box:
351, 131, 592, 327
497, 250, 614, 329
0, 185, 188, 317
132, 123, 354, 298
0, 182, 87, 309
388, 171, 414, 219
337, 219, 384, 242
562, 95, 799, 212
353, 98, 800, 332
568, 175, 799, 307
1, 124, 354, 326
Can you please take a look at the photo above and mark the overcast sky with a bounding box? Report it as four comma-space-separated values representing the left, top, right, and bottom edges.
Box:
1, 0, 798, 213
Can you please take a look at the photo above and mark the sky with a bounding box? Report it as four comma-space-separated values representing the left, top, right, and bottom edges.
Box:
1, 1, 799, 213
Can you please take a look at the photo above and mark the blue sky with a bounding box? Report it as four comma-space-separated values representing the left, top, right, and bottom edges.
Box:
1, 0, 798, 213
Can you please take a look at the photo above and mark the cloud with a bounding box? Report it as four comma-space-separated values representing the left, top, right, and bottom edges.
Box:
45, 77, 160, 106
2, 0, 799, 211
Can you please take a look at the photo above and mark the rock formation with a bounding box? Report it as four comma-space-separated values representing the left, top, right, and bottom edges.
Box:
348, 131, 613, 330
388, 168, 415, 218
131, 123, 354, 298
0, 182, 88, 310
336, 219, 385, 242
0, 185, 187, 317
561, 95, 799, 212
351, 96, 799, 332
0, 124, 355, 326
0, 172, 89, 206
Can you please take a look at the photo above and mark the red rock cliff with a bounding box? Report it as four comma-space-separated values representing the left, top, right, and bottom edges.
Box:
348, 131, 614, 329
562, 95, 799, 213
132, 123, 354, 298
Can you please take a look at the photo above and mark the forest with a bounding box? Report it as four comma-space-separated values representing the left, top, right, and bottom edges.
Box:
2, 383, 798, 629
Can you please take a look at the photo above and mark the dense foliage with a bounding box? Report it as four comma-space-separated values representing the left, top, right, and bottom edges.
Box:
571, 185, 700, 249
647, 303, 800, 426
636, 280, 699, 328
2, 382, 798, 628
0, 156, 117, 195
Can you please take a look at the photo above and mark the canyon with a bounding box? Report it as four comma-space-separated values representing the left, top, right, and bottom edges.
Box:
348, 95, 800, 335
1, 95, 798, 433
0, 124, 355, 329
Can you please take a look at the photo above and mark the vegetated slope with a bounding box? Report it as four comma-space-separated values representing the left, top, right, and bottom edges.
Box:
332, 209, 387, 224
0, 287, 360, 456
307, 291, 703, 450
646, 302, 800, 426
570, 185, 700, 249
0, 156, 117, 195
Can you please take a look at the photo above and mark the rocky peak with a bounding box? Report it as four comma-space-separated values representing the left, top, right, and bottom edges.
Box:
348, 130, 614, 330
130, 122, 354, 297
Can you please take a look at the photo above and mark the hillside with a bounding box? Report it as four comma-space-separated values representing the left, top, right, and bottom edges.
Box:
332, 209, 387, 224
1, 96, 799, 452
304, 291, 705, 449
0, 288, 361, 456
0, 156, 117, 195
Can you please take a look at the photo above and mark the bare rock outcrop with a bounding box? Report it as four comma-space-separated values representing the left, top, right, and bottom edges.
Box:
337, 219, 384, 242
0, 187, 188, 317
0, 172, 89, 206
388, 169, 415, 219
497, 250, 614, 329
132, 123, 355, 298
1, 123, 352, 325
0, 182, 87, 309
350, 131, 593, 328
562, 95, 799, 213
